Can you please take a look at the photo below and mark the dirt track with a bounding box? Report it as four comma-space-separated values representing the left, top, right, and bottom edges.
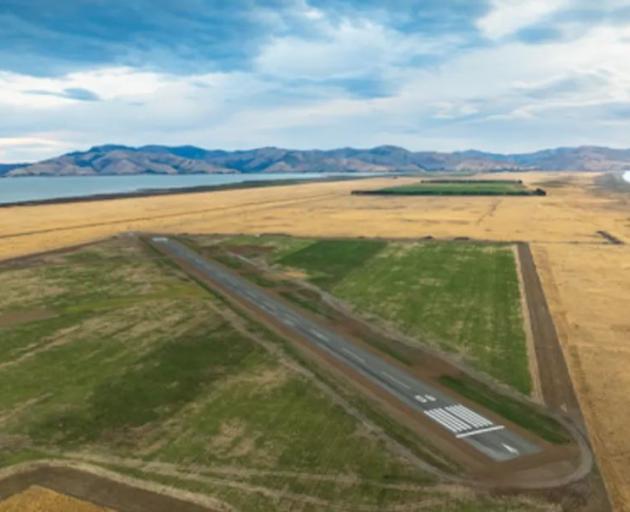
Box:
517, 244, 582, 419
0, 464, 221, 512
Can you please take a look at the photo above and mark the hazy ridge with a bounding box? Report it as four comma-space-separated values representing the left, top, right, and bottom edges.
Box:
4, 144, 630, 177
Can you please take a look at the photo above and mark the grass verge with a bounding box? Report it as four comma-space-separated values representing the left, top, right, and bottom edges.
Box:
440, 375, 570, 444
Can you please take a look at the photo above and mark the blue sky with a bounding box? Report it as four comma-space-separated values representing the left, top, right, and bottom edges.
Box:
1, 0, 630, 161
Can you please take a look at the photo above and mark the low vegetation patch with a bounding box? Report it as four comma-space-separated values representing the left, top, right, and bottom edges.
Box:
353, 179, 545, 196
277, 238, 387, 287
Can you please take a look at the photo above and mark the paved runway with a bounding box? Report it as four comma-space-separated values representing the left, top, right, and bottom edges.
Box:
152, 237, 540, 462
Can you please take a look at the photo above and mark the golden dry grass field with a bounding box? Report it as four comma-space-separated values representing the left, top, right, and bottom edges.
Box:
1, 172, 629, 510
0, 485, 113, 512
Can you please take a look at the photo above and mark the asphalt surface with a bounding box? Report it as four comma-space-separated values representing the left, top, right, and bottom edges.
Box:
153, 237, 540, 462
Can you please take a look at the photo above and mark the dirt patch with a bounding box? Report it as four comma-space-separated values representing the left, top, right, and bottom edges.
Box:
0, 309, 55, 328
0, 397, 49, 428
223, 244, 273, 258
0, 268, 64, 311
209, 421, 247, 453
596, 230, 624, 245
278, 268, 309, 280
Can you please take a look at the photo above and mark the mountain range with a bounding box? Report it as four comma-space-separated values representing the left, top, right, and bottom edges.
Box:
3, 144, 630, 177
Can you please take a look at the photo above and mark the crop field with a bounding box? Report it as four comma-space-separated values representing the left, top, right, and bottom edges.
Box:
0, 486, 114, 512
0, 238, 559, 512
0, 486, 112, 512
356, 180, 537, 196
275, 239, 530, 394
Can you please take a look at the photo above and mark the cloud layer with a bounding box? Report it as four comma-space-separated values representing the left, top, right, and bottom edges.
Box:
1, 0, 630, 162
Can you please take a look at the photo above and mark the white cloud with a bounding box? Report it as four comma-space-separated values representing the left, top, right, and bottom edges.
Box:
255, 15, 457, 80
0, 67, 168, 108
0, 136, 72, 162
3, 10, 630, 161
477, 0, 570, 39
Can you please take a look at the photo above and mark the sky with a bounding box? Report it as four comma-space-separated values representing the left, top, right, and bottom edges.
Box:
2, 0, 630, 162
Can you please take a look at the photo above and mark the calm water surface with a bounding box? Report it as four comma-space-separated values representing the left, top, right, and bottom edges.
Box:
0, 173, 357, 205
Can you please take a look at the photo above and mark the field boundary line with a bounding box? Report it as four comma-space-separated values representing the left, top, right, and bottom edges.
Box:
513, 244, 544, 403
0, 460, 231, 512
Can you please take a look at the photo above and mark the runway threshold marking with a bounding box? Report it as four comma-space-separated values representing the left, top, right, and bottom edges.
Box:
446, 405, 493, 428
426, 408, 470, 432
426, 410, 464, 433
456, 425, 505, 439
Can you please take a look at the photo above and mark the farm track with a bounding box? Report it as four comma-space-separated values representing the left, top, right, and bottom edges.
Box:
0, 462, 226, 512
517, 244, 582, 419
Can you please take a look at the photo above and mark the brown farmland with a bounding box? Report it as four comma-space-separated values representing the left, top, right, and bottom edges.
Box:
0, 486, 113, 512
1, 172, 629, 510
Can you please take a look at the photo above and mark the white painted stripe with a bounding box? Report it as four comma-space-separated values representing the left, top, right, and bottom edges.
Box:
450, 405, 492, 426
447, 405, 492, 428
426, 409, 468, 433
381, 372, 411, 390
341, 347, 366, 364
425, 410, 460, 433
430, 409, 470, 432
456, 425, 505, 438
434, 411, 466, 432
437, 412, 469, 433
458, 414, 490, 429
431, 408, 470, 431
314, 331, 330, 341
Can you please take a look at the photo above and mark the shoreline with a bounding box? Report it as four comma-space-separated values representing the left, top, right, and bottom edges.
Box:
0, 175, 374, 209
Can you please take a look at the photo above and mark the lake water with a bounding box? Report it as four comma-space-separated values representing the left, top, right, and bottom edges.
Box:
624, 171, 630, 183
0, 173, 360, 205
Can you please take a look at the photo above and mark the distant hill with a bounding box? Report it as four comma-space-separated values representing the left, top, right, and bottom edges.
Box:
0, 163, 28, 176
4, 144, 630, 177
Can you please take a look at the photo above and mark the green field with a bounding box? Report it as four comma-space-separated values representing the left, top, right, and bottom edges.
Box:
358, 180, 543, 196
0, 238, 555, 511
278, 239, 388, 287
274, 239, 531, 395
